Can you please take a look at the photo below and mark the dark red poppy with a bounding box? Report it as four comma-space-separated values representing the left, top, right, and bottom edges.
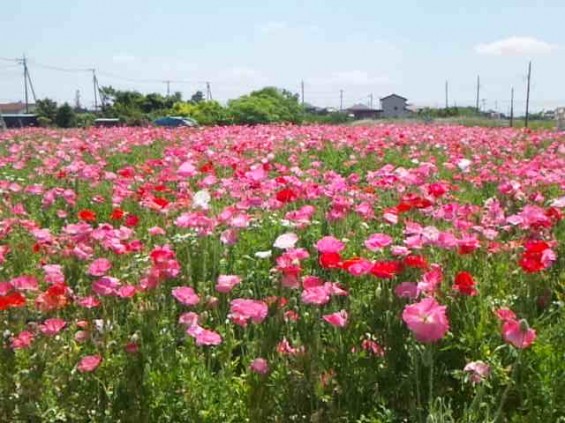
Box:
125, 214, 140, 227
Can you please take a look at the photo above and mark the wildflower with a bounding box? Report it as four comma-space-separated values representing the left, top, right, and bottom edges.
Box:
250, 358, 269, 375
172, 286, 200, 306
452, 271, 478, 296
464, 361, 491, 383
274, 232, 299, 250
323, 310, 348, 328
78, 209, 96, 222
216, 275, 241, 293
502, 319, 536, 349
364, 233, 393, 251
315, 236, 345, 254
77, 355, 102, 373
87, 258, 112, 277
229, 299, 269, 327
40, 318, 67, 336
402, 297, 449, 343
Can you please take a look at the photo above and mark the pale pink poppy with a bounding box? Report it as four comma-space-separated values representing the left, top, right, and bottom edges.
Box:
274, 232, 299, 250
464, 361, 491, 383
502, 319, 536, 349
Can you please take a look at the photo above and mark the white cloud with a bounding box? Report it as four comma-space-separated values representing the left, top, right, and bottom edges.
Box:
475, 36, 557, 56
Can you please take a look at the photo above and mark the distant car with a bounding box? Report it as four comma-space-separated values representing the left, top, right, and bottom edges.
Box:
153, 116, 198, 128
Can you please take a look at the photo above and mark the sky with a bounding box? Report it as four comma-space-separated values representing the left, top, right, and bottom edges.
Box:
1, 0, 564, 112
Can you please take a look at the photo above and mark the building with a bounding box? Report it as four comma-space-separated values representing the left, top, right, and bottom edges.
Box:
345, 103, 381, 120
557, 108, 565, 131
0, 101, 36, 114
380, 94, 410, 118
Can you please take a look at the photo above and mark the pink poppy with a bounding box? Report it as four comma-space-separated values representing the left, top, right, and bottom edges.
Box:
11, 330, 34, 349
250, 358, 269, 375
402, 297, 449, 343
87, 258, 112, 277
77, 355, 103, 373
323, 310, 348, 328
216, 275, 242, 294
229, 299, 269, 327
502, 319, 536, 349
186, 325, 222, 346
394, 282, 419, 300
172, 286, 200, 306
364, 233, 393, 251
315, 236, 345, 254
40, 318, 67, 336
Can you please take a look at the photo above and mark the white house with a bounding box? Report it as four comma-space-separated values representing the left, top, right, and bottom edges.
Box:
380, 94, 409, 118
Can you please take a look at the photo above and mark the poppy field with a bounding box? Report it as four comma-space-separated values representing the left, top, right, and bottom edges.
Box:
0, 124, 564, 422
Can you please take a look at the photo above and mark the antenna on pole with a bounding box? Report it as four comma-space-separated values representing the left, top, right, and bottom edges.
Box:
369, 93, 373, 109
206, 82, 212, 101
445, 80, 449, 109
525, 61, 532, 128
475, 75, 480, 113
301, 80, 305, 107
165, 80, 171, 97
339, 89, 343, 111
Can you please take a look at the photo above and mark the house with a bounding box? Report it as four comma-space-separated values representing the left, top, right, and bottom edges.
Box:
380, 94, 410, 118
0, 101, 36, 114
345, 103, 381, 120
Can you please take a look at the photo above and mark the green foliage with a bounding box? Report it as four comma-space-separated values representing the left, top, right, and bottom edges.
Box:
172, 100, 231, 125
54, 103, 76, 128
227, 87, 304, 125
303, 112, 352, 124
75, 113, 96, 128
35, 98, 58, 123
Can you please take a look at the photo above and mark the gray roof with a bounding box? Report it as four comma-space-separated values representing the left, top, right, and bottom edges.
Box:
380, 94, 408, 101
347, 103, 379, 112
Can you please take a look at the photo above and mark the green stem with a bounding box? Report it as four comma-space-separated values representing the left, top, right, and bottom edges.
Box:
493, 351, 521, 422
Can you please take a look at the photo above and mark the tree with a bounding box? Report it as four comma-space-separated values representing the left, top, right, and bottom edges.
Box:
172, 100, 230, 125
35, 98, 58, 124
190, 91, 205, 104
227, 87, 303, 124
55, 103, 76, 128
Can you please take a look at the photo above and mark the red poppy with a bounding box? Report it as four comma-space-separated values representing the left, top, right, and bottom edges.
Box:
125, 214, 140, 227
453, 271, 478, 296
276, 188, 298, 203
0, 292, 26, 310
403, 255, 429, 269
319, 252, 342, 269
371, 261, 403, 279
152, 197, 170, 209
110, 208, 125, 220
78, 209, 96, 222
199, 162, 215, 173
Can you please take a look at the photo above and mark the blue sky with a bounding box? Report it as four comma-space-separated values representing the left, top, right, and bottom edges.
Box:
1, 0, 563, 112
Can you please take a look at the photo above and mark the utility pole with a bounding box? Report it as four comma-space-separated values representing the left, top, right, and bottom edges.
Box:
445, 80, 449, 109
20, 55, 37, 113
300, 80, 305, 106
23, 56, 29, 113
475, 75, 480, 113
339, 89, 343, 112
91, 69, 99, 112
525, 61, 532, 128
165, 80, 171, 97
510, 86, 514, 127
369, 93, 373, 109
206, 82, 212, 101
75, 89, 82, 111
